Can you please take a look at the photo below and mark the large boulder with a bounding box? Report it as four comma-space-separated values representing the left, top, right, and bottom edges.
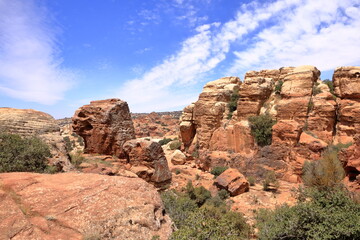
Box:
214, 168, 249, 196
123, 139, 172, 186
170, 150, 187, 165
0, 172, 172, 240
0, 108, 72, 171
72, 99, 136, 157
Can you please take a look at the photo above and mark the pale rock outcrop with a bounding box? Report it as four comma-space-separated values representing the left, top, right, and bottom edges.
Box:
179, 77, 241, 150
0, 108, 72, 171
333, 66, 360, 98
214, 168, 249, 196
0, 172, 172, 240
272, 120, 302, 146
123, 139, 172, 186
170, 150, 187, 165
72, 99, 136, 157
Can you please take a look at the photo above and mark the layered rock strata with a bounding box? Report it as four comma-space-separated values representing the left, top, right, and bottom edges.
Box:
0, 108, 72, 171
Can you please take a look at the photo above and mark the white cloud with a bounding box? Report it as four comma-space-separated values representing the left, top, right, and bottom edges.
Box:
228, 0, 360, 76
117, 0, 360, 112
0, 0, 74, 105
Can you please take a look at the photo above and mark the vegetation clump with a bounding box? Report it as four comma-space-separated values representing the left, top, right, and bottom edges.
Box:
262, 171, 279, 191
159, 138, 172, 146
169, 140, 182, 150
227, 91, 239, 119
161, 181, 251, 239
0, 133, 51, 173
274, 80, 283, 95
323, 79, 335, 95
210, 166, 229, 177
248, 114, 276, 146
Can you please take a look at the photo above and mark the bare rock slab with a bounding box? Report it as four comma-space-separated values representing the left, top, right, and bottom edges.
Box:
214, 168, 249, 196
0, 172, 172, 240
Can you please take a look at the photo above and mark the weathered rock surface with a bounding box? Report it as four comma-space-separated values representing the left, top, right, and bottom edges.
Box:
123, 139, 172, 186
72, 99, 136, 157
0, 172, 172, 240
179, 65, 360, 185
0, 108, 72, 171
340, 135, 360, 186
214, 168, 249, 196
179, 77, 241, 151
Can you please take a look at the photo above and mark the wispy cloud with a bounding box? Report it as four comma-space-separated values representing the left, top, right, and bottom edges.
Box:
228, 0, 360, 76
118, 0, 360, 112
0, 0, 74, 105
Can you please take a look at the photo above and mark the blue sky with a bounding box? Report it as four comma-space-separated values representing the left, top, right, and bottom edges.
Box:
0, 0, 359, 119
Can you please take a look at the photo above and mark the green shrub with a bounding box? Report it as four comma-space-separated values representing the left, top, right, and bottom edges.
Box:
69, 151, 85, 168
171, 204, 251, 240
159, 138, 172, 146
175, 169, 181, 175
161, 185, 251, 240
312, 86, 322, 95
210, 166, 229, 177
248, 114, 276, 147
248, 176, 256, 186
262, 171, 279, 191
63, 136, 73, 152
274, 80, 283, 95
307, 98, 314, 113
227, 92, 240, 119
169, 140, 182, 150
256, 189, 360, 240
217, 189, 230, 200
186, 181, 211, 206
323, 79, 335, 95
303, 149, 345, 190
0, 133, 51, 173
191, 149, 199, 158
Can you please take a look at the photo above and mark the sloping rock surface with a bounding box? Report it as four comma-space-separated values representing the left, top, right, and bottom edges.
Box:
0, 172, 172, 240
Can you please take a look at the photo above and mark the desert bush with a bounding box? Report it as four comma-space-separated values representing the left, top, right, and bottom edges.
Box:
274, 80, 283, 95
169, 140, 181, 150
186, 181, 211, 206
256, 188, 360, 240
227, 92, 240, 119
312, 86, 322, 95
210, 166, 229, 177
159, 138, 172, 146
262, 171, 279, 191
0, 133, 51, 173
63, 136, 73, 152
248, 114, 276, 147
248, 176, 256, 186
307, 98, 314, 113
217, 189, 230, 200
171, 204, 251, 240
69, 151, 85, 168
303, 149, 345, 190
161, 183, 251, 240
323, 79, 335, 95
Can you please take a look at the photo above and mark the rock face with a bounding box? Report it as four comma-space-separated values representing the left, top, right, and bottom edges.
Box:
123, 139, 172, 186
0, 108, 72, 171
214, 168, 249, 196
179, 65, 360, 185
72, 99, 136, 157
179, 77, 241, 151
0, 172, 171, 240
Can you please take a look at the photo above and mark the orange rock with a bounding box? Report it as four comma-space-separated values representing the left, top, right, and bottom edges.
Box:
299, 132, 328, 152
0, 172, 172, 240
335, 99, 360, 143
214, 168, 249, 196
272, 120, 302, 146
123, 139, 172, 186
72, 99, 136, 157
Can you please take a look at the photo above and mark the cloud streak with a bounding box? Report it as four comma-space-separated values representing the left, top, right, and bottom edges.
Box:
118, 0, 360, 112
0, 0, 74, 105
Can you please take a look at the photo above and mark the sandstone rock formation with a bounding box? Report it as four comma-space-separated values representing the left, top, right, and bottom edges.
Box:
123, 139, 172, 186
179, 65, 360, 185
214, 168, 249, 196
0, 172, 171, 240
132, 111, 180, 138
170, 149, 187, 165
72, 99, 136, 157
57, 118, 85, 154
0, 108, 72, 171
